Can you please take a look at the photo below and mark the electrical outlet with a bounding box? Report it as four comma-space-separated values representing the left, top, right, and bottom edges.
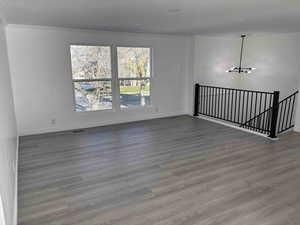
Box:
51, 119, 56, 125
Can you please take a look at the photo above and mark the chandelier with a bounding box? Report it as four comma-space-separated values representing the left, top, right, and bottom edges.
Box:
226, 34, 256, 74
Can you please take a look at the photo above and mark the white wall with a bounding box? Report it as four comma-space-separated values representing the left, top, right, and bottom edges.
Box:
193, 34, 300, 98
0, 22, 18, 225
6, 25, 192, 136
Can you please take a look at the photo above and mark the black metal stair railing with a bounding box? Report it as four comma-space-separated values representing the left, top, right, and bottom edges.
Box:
193, 84, 275, 135
241, 107, 273, 134
277, 91, 299, 134
193, 83, 298, 138
241, 91, 299, 136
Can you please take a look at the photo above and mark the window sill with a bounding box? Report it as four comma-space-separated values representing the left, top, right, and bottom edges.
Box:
75, 108, 115, 113
74, 105, 155, 113
120, 105, 154, 111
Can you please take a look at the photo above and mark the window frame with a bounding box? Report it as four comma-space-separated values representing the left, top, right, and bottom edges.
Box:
116, 45, 153, 110
69, 44, 153, 112
69, 44, 115, 112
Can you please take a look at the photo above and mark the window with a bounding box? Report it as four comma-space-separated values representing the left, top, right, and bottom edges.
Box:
70, 45, 151, 111
70, 45, 112, 112
117, 47, 151, 108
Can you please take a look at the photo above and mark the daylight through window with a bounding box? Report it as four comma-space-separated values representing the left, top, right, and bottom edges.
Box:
118, 47, 151, 108
70, 45, 112, 112
70, 45, 151, 112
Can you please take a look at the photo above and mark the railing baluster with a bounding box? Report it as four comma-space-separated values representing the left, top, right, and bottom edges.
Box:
245, 91, 249, 124
237, 91, 241, 123
214, 87, 217, 117
267, 94, 273, 132
231, 89, 234, 122
211, 87, 214, 116
210, 86, 213, 117
255, 117, 258, 131
211, 87, 213, 116
202, 86, 205, 115
289, 94, 296, 127
285, 97, 292, 129
250, 92, 253, 123
241, 91, 245, 124
221, 88, 223, 118
278, 101, 283, 132
234, 90, 237, 122
224, 89, 227, 120
205, 86, 207, 116
207, 86, 209, 115
262, 93, 267, 132
200, 86, 204, 113
258, 93, 262, 130
209, 87, 211, 116
212, 87, 214, 117
213, 87, 215, 117
225, 89, 227, 120
254, 93, 257, 131
207, 87, 210, 116
265, 110, 269, 132
199, 86, 202, 114
208, 87, 210, 116
212, 87, 214, 116
220, 87, 222, 118
221, 88, 225, 119
281, 99, 288, 132
227, 89, 230, 121
217, 88, 219, 118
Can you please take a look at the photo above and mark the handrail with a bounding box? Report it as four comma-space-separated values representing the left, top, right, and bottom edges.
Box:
242, 107, 272, 126
241, 108, 272, 134
198, 85, 273, 95
279, 91, 299, 104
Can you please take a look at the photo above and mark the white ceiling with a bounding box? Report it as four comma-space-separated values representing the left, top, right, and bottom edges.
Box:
1, 0, 300, 35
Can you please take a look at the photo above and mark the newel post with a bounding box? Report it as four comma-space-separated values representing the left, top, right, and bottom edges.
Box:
194, 83, 200, 116
269, 91, 280, 138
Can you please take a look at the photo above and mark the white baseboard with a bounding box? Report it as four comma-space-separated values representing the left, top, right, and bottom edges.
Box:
20, 112, 187, 136
196, 115, 279, 141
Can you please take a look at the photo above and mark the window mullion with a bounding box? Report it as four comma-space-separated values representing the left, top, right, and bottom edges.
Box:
118, 77, 151, 81
73, 78, 112, 82
111, 45, 120, 111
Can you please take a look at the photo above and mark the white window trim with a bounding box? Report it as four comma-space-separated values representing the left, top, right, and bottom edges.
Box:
116, 45, 153, 110
69, 44, 114, 113
69, 44, 153, 112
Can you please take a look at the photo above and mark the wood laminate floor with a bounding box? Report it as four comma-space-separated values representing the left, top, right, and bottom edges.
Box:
18, 116, 300, 225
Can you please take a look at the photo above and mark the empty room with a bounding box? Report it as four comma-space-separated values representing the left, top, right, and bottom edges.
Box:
1, 0, 300, 225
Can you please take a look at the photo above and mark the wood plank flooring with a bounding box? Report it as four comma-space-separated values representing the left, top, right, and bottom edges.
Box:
18, 116, 300, 225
